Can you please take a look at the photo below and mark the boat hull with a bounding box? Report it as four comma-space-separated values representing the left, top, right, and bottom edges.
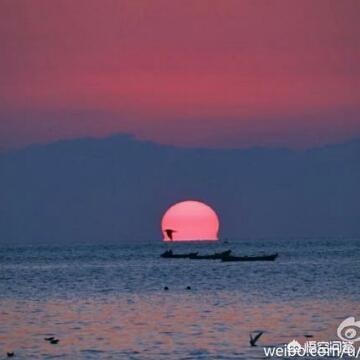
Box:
189, 250, 232, 260
161, 252, 198, 259
221, 253, 278, 262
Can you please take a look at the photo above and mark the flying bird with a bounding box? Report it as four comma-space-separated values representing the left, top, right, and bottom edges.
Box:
164, 229, 176, 241
7, 352, 14, 357
249, 331, 264, 346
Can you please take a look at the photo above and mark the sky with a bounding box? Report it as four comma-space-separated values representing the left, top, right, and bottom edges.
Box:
1, 0, 360, 149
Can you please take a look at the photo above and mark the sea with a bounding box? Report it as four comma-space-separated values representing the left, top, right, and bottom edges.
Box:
0, 237, 359, 359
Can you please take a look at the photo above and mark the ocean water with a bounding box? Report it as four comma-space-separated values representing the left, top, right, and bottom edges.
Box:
0, 238, 359, 359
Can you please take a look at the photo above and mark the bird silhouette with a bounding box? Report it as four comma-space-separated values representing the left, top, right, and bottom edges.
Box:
50, 339, 59, 344
164, 229, 176, 241
249, 331, 264, 346
44, 337, 55, 341
7, 352, 15, 357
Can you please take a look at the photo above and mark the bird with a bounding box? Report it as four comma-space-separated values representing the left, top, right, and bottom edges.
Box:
249, 331, 264, 346
7, 352, 15, 357
50, 339, 59, 344
164, 229, 176, 241
164, 286, 169, 291
186, 286, 191, 290
304, 334, 314, 338
44, 337, 55, 341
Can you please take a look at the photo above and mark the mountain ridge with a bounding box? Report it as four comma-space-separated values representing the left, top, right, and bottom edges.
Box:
1, 134, 359, 244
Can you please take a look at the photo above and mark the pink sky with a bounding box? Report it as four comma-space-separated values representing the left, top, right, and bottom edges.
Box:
1, 0, 359, 149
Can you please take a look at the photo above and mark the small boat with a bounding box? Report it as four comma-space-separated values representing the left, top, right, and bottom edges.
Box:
189, 250, 232, 260
221, 253, 278, 262
160, 250, 198, 258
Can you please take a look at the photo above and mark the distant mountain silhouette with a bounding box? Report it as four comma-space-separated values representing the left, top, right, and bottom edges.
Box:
0, 134, 359, 244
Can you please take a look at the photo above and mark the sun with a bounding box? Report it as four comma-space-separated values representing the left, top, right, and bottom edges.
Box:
161, 200, 220, 241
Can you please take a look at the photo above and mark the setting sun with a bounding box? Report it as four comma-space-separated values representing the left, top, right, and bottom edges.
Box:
161, 200, 220, 241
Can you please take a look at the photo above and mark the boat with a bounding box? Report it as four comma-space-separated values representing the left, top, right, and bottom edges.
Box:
160, 250, 198, 258
221, 253, 278, 262
189, 250, 232, 260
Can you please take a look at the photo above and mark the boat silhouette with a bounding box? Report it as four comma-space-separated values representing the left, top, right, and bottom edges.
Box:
160, 250, 278, 261
189, 250, 232, 260
160, 250, 198, 258
221, 253, 278, 262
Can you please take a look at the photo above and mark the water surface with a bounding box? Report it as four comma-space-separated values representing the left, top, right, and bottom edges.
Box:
1, 238, 359, 359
